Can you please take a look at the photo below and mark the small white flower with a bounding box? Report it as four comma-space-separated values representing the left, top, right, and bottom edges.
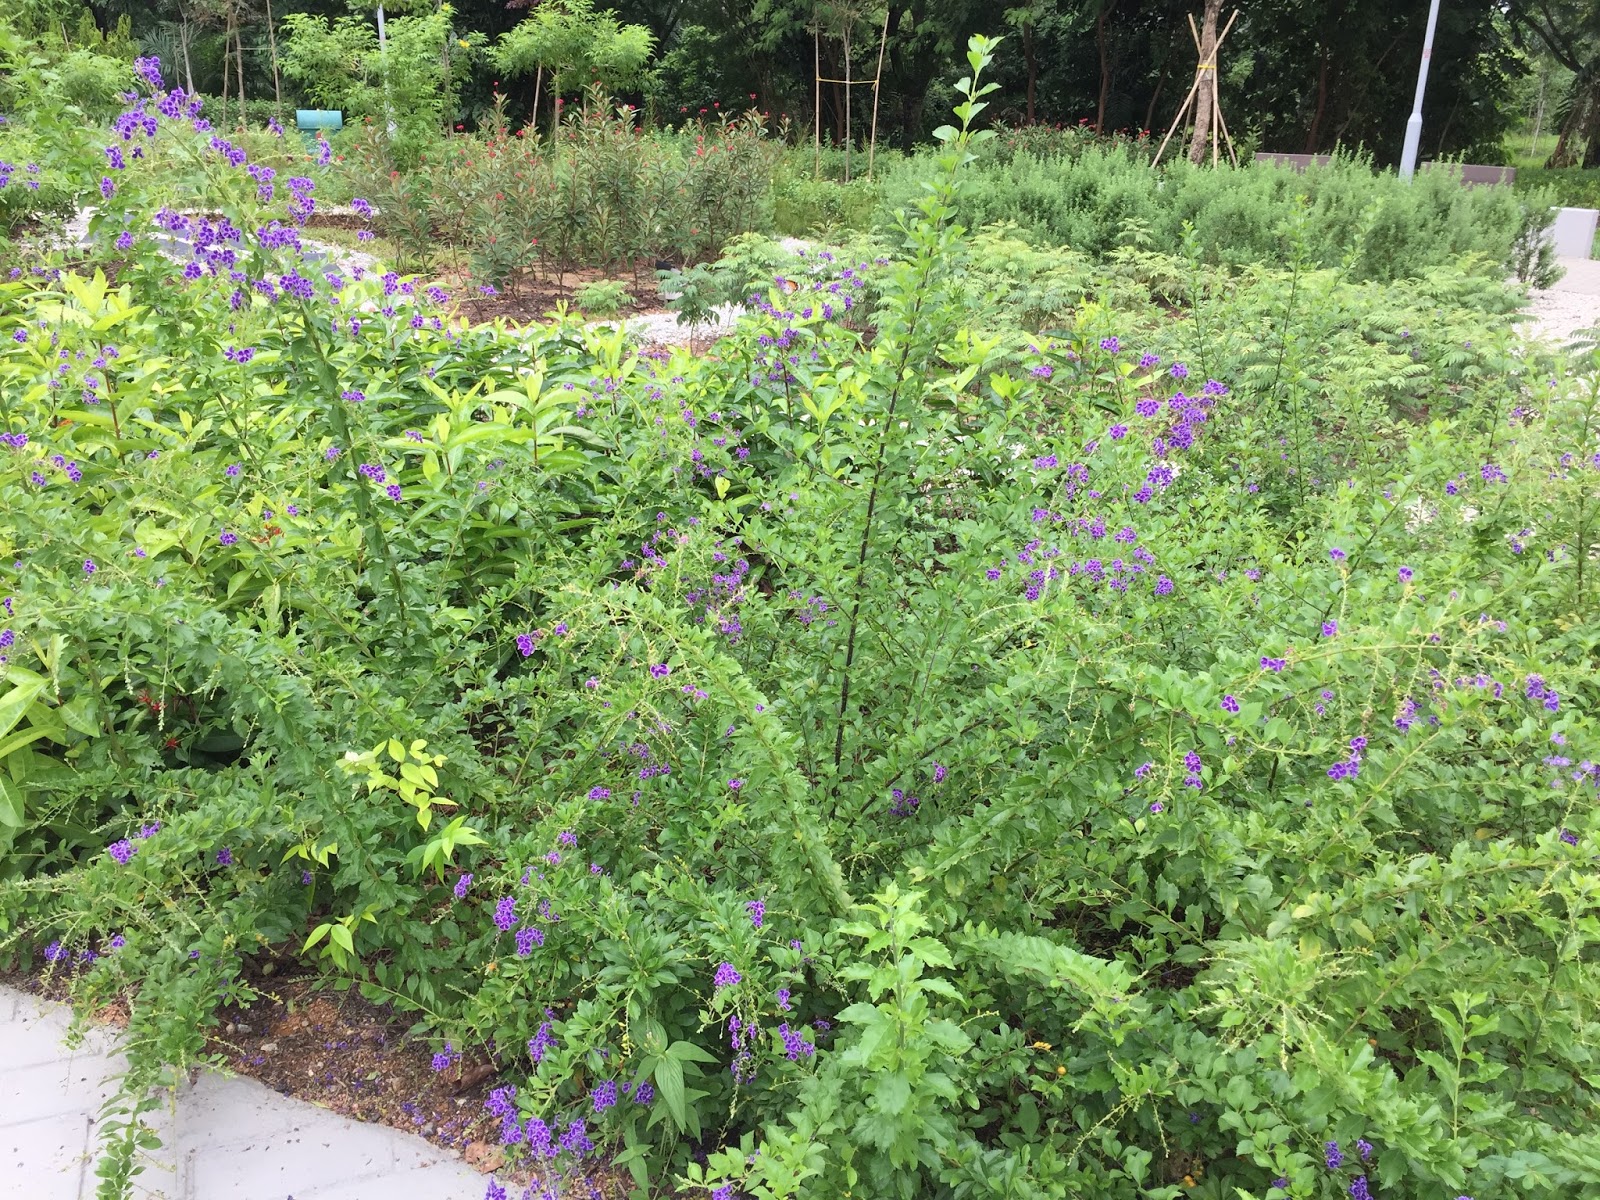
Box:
1460, 505, 1479, 524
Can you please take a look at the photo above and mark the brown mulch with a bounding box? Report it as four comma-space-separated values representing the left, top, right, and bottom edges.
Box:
439, 264, 668, 328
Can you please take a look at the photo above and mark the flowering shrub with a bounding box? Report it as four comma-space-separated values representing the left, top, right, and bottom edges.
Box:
2, 35, 1599, 1200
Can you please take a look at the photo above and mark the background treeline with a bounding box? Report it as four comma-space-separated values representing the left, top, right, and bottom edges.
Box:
18, 0, 1600, 166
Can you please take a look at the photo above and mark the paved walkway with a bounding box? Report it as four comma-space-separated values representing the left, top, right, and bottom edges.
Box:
1524, 256, 1600, 344
2, 985, 488, 1200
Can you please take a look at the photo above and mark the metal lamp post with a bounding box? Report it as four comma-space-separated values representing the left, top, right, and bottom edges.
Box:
1398, 0, 1442, 180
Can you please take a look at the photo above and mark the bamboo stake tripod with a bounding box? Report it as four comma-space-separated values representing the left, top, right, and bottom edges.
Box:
1152, 8, 1240, 167
813, 8, 891, 182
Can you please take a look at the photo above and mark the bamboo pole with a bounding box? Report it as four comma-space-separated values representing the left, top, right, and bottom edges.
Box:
867, 7, 888, 179
843, 20, 852, 182
814, 26, 822, 180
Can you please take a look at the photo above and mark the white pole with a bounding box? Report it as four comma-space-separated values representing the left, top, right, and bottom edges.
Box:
376, 4, 397, 140
1398, 0, 1442, 181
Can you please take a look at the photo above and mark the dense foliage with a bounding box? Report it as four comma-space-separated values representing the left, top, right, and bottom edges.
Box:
4, 34, 1600, 1200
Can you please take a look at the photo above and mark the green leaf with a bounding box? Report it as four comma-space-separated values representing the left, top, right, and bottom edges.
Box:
654, 1055, 686, 1126
0, 679, 47, 741
0, 774, 24, 828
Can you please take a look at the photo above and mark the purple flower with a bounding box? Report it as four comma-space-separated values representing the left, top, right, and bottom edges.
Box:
713, 961, 742, 989
1329, 548, 1346, 562
746, 899, 765, 928
486, 1182, 507, 1200
933, 762, 947, 783
83, 559, 96, 576
1398, 565, 1413, 582
1261, 656, 1286, 672
1221, 695, 1239, 713
1326, 1141, 1343, 1170
1561, 828, 1579, 846
649, 663, 671, 678
515, 926, 544, 956
1099, 336, 1120, 353
431, 1044, 457, 1071
493, 896, 516, 931
777, 987, 792, 1011
1349, 1177, 1371, 1200
134, 55, 163, 91
633, 1081, 654, 1105
728, 778, 743, 790
1170, 362, 1189, 379
1356, 1139, 1373, 1162
528, 1021, 557, 1062
590, 1080, 618, 1112
109, 934, 126, 950
215, 846, 233, 866
588, 786, 611, 799
43, 940, 65, 962
108, 839, 136, 865
515, 633, 536, 657
99, 176, 115, 199
454, 873, 473, 899
219, 530, 238, 546
1322, 620, 1338, 637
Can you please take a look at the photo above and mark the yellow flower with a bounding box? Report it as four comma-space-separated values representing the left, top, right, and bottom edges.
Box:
457, 39, 470, 48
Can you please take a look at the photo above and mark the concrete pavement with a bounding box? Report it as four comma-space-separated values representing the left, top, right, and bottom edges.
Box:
1, 985, 490, 1200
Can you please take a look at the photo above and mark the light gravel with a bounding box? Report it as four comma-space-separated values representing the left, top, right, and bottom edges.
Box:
1521, 257, 1600, 347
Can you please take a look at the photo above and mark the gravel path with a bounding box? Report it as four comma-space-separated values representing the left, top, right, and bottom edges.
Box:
1522, 257, 1600, 346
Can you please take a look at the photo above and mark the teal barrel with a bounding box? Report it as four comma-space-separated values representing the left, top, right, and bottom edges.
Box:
295, 109, 343, 151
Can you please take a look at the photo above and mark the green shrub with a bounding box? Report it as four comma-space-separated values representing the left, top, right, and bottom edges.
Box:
3, 35, 1600, 1200
574, 278, 631, 316
873, 144, 1557, 283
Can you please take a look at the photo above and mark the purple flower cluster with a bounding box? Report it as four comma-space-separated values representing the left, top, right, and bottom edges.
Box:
514, 926, 544, 956
527, 1020, 557, 1063
1526, 674, 1560, 713
713, 961, 742, 989
777, 1022, 815, 1060
493, 895, 516, 931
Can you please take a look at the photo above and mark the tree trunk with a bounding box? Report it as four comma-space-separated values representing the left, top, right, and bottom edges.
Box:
180, 13, 195, 95
1144, 40, 1174, 134
1095, 0, 1118, 132
1547, 76, 1593, 168
1305, 47, 1329, 153
264, 0, 282, 114
1022, 23, 1036, 124
532, 66, 542, 137
1187, 0, 1221, 163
